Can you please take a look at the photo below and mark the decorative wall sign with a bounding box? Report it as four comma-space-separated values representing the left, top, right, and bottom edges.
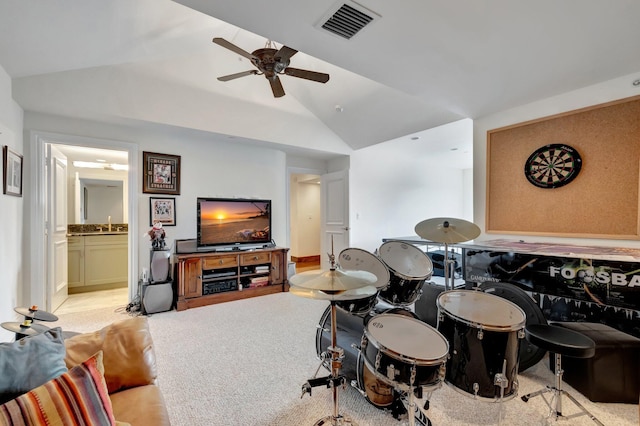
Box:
143, 151, 181, 195
524, 144, 582, 188
3, 145, 23, 197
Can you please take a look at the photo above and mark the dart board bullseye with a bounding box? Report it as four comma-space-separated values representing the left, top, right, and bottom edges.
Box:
524, 144, 582, 188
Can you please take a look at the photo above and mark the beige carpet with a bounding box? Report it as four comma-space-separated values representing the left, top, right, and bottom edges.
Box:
50, 293, 639, 425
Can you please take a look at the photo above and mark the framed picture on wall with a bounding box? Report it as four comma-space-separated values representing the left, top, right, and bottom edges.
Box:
142, 151, 181, 195
150, 197, 176, 226
3, 145, 23, 197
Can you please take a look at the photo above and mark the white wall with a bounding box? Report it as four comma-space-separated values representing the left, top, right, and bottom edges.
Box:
349, 121, 472, 253
474, 72, 640, 247
0, 64, 24, 341
23, 112, 288, 287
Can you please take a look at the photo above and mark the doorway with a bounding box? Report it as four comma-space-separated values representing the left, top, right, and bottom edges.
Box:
28, 131, 138, 314
55, 144, 130, 314
289, 171, 322, 272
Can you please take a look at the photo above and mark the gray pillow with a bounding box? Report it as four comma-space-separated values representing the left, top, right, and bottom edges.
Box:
0, 327, 68, 404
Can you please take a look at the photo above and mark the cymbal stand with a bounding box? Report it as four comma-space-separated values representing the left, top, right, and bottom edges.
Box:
443, 242, 453, 291
301, 300, 356, 426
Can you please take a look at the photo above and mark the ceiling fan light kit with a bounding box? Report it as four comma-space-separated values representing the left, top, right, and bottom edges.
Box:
212, 37, 330, 98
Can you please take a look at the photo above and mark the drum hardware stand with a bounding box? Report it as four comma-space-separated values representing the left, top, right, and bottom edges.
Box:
493, 359, 509, 425
301, 301, 356, 426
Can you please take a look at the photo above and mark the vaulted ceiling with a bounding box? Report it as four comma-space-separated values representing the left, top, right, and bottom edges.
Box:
1, 0, 639, 166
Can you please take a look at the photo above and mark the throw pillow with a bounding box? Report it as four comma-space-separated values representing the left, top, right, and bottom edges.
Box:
0, 327, 67, 404
0, 351, 124, 426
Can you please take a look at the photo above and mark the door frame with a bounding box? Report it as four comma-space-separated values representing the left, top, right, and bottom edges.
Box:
286, 166, 325, 262
28, 131, 138, 310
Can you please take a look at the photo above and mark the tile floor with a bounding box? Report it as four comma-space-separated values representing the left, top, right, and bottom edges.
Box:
54, 287, 130, 315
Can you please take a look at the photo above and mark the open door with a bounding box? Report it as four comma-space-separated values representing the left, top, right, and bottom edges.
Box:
47, 144, 69, 312
320, 170, 349, 269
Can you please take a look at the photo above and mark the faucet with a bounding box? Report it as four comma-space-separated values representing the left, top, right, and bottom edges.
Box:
108, 215, 112, 232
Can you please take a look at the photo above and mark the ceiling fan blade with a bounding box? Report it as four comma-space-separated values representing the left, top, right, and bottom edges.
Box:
217, 70, 258, 81
212, 37, 257, 61
274, 45, 298, 63
284, 67, 330, 83
269, 76, 285, 98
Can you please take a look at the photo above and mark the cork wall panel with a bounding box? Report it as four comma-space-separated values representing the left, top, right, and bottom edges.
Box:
486, 95, 640, 239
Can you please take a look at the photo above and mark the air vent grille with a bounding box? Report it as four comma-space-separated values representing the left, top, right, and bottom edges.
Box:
317, 1, 380, 40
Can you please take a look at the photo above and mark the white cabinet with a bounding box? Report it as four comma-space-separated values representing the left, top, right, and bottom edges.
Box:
68, 236, 85, 288
68, 234, 128, 291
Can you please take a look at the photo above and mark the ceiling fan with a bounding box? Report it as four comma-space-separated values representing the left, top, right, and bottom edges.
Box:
212, 37, 330, 98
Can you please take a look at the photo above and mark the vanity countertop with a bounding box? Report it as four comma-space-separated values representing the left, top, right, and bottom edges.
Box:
67, 231, 129, 236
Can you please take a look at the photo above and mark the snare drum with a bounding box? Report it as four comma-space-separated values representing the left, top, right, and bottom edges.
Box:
361, 313, 449, 392
436, 290, 525, 401
378, 241, 433, 306
337, 248, 390, 315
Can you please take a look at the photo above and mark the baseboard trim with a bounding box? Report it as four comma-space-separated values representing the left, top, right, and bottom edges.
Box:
291, 255, 320, 263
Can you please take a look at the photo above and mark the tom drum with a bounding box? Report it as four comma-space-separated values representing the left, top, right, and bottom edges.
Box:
336, 248, 390, 316
378, 241, 433, 306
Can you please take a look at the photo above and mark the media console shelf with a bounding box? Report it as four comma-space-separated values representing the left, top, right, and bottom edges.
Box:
174, 247, 289, 311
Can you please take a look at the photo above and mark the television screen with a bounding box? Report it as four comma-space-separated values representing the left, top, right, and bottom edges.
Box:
197, 198, 271, 249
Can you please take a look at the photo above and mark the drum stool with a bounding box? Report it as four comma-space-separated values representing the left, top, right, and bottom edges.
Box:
520, 324, 603, 425
549, 322, 640, 403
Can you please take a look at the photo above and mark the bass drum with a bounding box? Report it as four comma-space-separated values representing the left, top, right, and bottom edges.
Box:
315, 304, 365, 381
479, 282, 547, 371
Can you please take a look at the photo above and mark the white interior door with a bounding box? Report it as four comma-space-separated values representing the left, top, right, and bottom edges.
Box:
47, 144, 69, 312
320, 170, 349, 270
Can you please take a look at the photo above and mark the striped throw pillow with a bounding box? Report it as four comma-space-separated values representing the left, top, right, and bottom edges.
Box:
0, 351, 120, 426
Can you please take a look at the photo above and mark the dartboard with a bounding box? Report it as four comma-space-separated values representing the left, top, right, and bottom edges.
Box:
524, 144, 582, 188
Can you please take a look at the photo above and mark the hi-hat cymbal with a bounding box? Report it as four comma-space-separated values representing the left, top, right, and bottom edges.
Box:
289, 284, 378, 301
415, 217, 481, 244
1, 321, 51, 337
290, 268, 377, 292
15, 306, 59, 322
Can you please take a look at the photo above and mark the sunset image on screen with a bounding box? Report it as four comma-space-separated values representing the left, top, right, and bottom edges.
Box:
200, 200, 270, 244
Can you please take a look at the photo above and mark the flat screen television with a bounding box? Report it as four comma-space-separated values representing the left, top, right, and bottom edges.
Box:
197, 197, 272, 250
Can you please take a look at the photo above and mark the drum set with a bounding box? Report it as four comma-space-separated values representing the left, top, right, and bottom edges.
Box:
290, 218, 530, 426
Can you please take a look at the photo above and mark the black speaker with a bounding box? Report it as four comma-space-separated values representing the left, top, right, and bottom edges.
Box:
141, 281, 173, 314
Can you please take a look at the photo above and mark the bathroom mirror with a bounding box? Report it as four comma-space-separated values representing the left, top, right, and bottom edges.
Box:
77, 178, 124, 224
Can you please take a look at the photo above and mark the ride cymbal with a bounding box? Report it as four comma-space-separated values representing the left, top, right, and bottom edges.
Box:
15, 306, 59, 322
289, 284, 378, 301
415, 217, 481, 244
289, 268, 377, 292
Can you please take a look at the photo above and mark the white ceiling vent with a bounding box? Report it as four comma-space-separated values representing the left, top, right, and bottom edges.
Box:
316, 1, 381, 40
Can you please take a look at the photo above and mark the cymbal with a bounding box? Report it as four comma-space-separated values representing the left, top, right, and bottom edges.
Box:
415, 217, 481, 244
289, 268, 377, 292
1, 321, 51, 337
15, 306, 59, 322
289, 284, 378, 301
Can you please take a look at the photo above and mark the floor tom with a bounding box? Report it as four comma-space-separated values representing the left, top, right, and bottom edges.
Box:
436, 290, 525, 401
